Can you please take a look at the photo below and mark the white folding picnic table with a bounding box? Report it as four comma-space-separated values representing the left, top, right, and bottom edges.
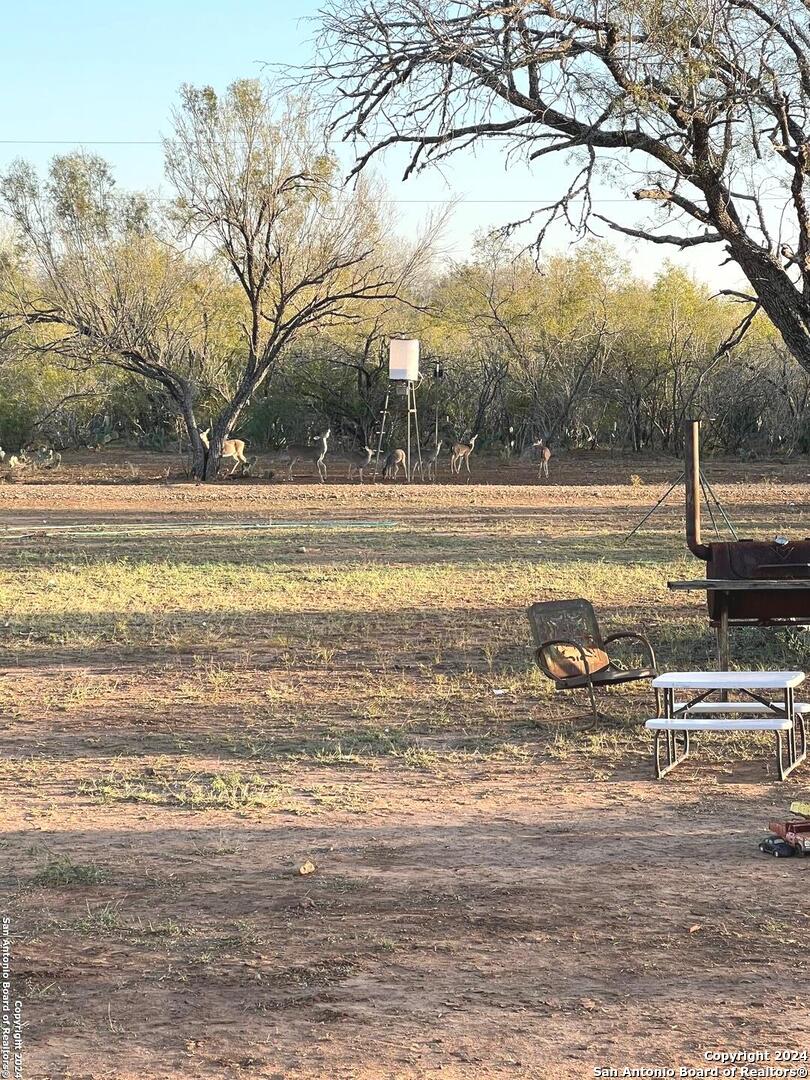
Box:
647, 670, 808, 780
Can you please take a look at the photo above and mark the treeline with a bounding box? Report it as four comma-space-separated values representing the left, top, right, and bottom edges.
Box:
0, 82, 806, 467
3, 241, 802, 458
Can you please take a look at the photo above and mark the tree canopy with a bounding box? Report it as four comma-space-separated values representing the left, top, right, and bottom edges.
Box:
1, 81, 434, 477
312, 0, 810, 372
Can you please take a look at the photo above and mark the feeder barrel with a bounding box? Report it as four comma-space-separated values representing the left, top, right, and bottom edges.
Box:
389, 339, 420, 382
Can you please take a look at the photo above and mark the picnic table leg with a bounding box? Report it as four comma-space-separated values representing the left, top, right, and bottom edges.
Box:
777, 685, 809, 780
653, 688, 691, 779
665, 688, 675, 766
654, 729, 690, 779
775, 685, 809, 779
795, 715, 807, 771
716, 595, 730, 670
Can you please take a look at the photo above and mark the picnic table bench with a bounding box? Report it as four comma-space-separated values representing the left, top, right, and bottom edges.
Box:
646, 670, 808, 780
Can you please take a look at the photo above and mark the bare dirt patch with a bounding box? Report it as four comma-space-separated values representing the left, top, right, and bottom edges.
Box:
1, 453, 809, 1079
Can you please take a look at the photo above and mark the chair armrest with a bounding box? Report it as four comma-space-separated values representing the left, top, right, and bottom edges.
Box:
534, 638, 592, 682
603, 631, 657, 671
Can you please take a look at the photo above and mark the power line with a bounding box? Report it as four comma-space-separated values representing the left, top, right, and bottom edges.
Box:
0, 140, 162, 145
0, 141, 793, 204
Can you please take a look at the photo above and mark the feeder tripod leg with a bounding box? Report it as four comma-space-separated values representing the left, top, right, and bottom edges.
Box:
374, 388, 391, 478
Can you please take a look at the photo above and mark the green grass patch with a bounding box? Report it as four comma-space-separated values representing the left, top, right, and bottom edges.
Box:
80, 770, 297, 812
32, 856, 108, 887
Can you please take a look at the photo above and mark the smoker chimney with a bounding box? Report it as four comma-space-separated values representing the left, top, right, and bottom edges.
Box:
684, 420, 710, 560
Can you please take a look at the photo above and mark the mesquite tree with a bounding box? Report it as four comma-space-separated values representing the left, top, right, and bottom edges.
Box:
166, 81, 432, 477
1, 153, 233, 464
2, 81, 431, 478
313, 0, 810, 372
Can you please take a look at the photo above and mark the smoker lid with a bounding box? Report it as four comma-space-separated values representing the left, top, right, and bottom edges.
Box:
707, 539, 810, 580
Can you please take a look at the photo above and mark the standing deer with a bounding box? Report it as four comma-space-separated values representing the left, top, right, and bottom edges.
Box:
347, 445, 374, 482
450, 434, 478, 476
31, 447, 59, 467
199, 429, 249, 475
273, 429, 331, 482
533, 439, 552, 480
383, 448, 406, 479
414, 441, 443, 482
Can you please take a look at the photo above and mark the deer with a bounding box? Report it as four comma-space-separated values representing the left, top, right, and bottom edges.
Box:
40, 450, 62, 470
347, 444, 374, 483
414, 441, 443, 482
533, 439, 552, 480
450, 434, 478, 476
30, 447, 60, 468
198, 429, 249, 475
383, 448, 406, 479
272, 429, 332, 482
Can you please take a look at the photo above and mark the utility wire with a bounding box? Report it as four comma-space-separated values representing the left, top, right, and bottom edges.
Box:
0, 140, 792, 203
0, 140, 163, 145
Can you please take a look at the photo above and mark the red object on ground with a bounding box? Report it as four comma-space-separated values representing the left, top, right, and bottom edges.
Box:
767, 819, 810, 853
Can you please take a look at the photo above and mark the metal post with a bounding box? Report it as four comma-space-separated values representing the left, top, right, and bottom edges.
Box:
406, 381, 412, 482
409, 382, 423, 483
432, 360, 443, 451
685, 420, 709, 558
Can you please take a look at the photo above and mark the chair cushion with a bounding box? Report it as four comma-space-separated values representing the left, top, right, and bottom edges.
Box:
555, 665, 655, 690
545, 643, 610, 681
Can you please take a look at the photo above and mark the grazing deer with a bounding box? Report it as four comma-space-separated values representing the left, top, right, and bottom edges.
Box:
383, 448, 406, 479
273, 428, 331, 482
40, 450, 61, 470
198, 429, 249, 475
533, 439, 552, 480
347, 445, 374, 483
31, 447, 58, 468
450, 434, 478, 476
414, 441, 443, 482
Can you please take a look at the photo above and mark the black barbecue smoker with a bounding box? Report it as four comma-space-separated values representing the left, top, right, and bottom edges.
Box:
670, 420, 810, 667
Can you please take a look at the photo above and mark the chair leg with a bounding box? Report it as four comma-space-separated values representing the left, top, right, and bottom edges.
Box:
585, 675, 598, 721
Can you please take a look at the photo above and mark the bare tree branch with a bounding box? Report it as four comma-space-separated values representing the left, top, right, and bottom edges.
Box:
309, 0, 810, 374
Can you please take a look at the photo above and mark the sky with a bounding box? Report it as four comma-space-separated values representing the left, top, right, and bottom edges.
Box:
0, 0, 744, 289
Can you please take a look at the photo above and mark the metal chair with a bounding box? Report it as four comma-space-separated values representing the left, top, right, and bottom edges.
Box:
527, 599, 658, 720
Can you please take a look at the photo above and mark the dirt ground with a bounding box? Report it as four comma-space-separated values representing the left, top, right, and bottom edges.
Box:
1, 448, 809, 1080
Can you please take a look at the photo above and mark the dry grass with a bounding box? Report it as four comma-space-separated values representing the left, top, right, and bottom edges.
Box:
2, 456, 810, 1078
